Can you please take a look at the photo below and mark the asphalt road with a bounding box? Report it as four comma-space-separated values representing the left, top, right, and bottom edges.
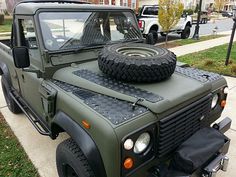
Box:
158, 18, 234, 43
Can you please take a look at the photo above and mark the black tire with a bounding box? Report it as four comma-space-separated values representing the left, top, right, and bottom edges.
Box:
98, 43, 176, 83
181, 25, 191, 39
1, 76, 21, 114
146, 32, 155, 45
56, 138, 95, 177
149, 30, 158, 44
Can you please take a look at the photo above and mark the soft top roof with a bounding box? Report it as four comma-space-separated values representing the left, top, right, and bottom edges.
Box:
14, 2, 130, 15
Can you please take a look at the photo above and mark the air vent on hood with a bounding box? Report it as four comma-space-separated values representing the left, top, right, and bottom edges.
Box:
175, 66, 222, 83
73, 69, 164, 103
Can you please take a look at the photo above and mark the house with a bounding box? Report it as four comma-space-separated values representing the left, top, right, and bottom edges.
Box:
138, 0, 215, 10
0, 0, 7, 13
87, 0, 139, 11
224, 0, 236, 11
88, 0, 216, 12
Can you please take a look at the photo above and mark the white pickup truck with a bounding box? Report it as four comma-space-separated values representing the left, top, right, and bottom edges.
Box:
137, 5, 192, 43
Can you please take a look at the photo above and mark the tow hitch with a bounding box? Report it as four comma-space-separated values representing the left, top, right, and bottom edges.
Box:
202, 155, 229, 177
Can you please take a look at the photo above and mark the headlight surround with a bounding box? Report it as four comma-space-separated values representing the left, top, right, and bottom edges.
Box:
211, 94, 219, 109
133, 132, 151, 154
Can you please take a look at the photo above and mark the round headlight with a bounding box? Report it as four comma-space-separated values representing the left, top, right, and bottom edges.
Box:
124, 139, 134, 150
211, 94, 219, 109
133, 132, 151, 154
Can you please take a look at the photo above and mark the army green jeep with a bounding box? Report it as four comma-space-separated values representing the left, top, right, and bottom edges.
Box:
0, 1, 232, 177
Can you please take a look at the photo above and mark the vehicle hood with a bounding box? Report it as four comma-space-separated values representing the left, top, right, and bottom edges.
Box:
53, 61, 213, 114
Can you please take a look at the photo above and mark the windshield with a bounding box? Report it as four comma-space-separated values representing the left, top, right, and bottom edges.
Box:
39, 11, 142, 51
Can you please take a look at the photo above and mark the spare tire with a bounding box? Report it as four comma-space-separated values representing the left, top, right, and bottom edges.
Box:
98, 43, 176, 83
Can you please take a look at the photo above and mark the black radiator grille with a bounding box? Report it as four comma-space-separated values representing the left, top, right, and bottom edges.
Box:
157, 94, 212, 159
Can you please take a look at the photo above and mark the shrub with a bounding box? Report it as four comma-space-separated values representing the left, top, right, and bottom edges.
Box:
204, 60, 213, 66
231, 64, 236, 74
183, 9, 194, 15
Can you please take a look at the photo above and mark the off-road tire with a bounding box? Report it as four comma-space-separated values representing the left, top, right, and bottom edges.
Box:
1, 76, 22, 114
146, 32, 154, 45
150, 30, 158, 44
181, 25, 191, 39
98, 43, 176, 83
56, 138, 95, 177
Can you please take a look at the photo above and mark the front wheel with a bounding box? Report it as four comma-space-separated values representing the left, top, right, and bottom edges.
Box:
181, 25, 191, 39
56, 138, 95, 177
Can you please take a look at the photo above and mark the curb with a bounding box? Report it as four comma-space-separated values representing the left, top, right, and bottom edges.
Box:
0, 32, 11, 37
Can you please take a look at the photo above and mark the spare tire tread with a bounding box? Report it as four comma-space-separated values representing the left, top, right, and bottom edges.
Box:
98, 43, 176, 83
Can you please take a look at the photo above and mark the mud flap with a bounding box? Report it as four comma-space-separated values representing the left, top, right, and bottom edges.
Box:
167, 127, 228, 176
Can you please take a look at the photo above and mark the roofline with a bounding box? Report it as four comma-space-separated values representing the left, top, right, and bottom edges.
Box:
14, 0, 90, 12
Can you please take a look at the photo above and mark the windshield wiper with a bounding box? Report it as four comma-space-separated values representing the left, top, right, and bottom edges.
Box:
120, 38, 143, 43
48, 39, 143, 55
48, 43, 106, 55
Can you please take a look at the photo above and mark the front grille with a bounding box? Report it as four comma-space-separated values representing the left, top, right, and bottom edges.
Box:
157, 94, 212, 159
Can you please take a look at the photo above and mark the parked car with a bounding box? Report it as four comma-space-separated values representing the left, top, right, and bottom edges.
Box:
191, 11, 210, 24
0, 0, 232, 177
137, 5, 192, 43
222, 11, 233, 18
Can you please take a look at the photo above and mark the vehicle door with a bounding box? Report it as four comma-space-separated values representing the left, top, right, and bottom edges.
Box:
15, 16, 46, 120
174, 13, 187, 30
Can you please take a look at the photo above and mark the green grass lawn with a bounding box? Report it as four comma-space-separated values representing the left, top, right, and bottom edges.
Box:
176, 35, 226, 46
178, 42, 236, 77
158, 35, 226, 48
0, 19, 12, 33
0, 113, 39, 177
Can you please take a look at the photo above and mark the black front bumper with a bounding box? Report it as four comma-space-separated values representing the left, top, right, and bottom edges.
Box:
148, 117, 231, 177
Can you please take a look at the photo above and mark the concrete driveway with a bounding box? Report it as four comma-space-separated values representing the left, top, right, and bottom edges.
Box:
0, 77, 235, 177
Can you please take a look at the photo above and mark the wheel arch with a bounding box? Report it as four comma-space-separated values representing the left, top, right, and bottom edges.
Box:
0, 61, 11, 84
186, 21, 192, 28
51, 111, 107, 177
149, 24, 159, 32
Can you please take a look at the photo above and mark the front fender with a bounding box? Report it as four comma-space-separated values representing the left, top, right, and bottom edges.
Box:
0, 61, 11, 84
52, 111, 107, 177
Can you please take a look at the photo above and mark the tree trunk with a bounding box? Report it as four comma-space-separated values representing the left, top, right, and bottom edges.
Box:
165, 33, 169, 47
0, 14, 4, 25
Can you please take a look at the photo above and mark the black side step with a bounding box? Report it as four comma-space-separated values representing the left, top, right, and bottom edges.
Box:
9, 91, 51, 136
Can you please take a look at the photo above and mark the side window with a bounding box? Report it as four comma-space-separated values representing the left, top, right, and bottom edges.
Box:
19, 19, 38, 49
143, 7, 158, 16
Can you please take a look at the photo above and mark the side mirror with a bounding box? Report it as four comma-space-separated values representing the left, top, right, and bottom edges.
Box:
12, 47, 30, 68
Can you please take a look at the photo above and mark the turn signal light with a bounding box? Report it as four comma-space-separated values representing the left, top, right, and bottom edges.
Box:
124, 158, 134, 169
221, 100, 227, 108
82, 120, 91, 129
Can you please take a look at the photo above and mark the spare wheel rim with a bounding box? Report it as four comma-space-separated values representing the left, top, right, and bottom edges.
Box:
116, 46, 159, 58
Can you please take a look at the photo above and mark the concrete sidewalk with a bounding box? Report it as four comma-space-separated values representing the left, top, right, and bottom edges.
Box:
169, 32, 236, 56
0, 34, 236, 177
